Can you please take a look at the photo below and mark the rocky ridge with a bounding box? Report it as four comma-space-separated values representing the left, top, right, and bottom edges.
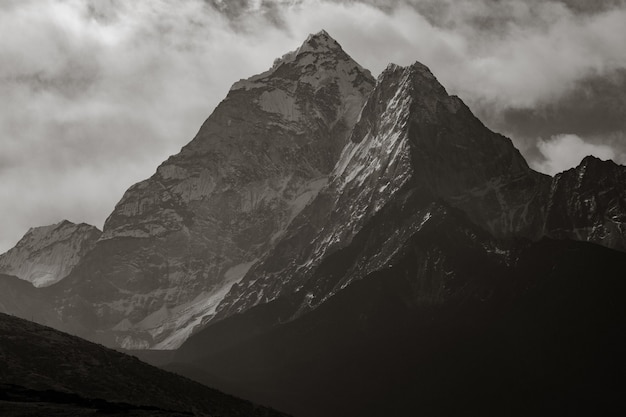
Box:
0, 221, 101, 288
544, 155, 626, 251
212, 60, 570, 321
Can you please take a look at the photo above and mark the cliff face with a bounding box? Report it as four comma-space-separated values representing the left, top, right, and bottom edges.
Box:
0, 221, 101, 288
213, 62, 550, 321
544, 155, 626, 251
51, 30, 375, 348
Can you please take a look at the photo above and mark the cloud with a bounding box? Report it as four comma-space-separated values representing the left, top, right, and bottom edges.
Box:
472, 68, 626, 168
1, 0, 625, 252
0, 0, 297, 251
532, 134, 620, 175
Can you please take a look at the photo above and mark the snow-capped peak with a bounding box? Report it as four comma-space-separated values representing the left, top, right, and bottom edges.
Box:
295, 29, 341, 55
0, 221, 101, 287
230, 29, 370, 92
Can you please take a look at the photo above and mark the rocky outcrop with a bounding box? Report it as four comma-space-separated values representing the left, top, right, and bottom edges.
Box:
0, 221, 101, 287
544, 155, 626, 251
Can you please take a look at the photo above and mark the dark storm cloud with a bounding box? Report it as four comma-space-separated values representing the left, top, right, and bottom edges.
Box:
474, 68, 626, 171
1, 0, 625, 252
497, 71, 626, 140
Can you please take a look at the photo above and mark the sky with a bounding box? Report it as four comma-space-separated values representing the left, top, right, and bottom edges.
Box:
1, 0, 625, 252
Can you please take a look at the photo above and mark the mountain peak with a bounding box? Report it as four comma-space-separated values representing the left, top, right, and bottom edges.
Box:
0, 220, 101, 288
230, 30, 371, 92
297, 29, 341, 54
561, 154, 625, 190
312, 29, 330, 38
579, 154, 618, 169
375, 61, 449, 106
383, 60, 433, 74
558, 154, 622, 180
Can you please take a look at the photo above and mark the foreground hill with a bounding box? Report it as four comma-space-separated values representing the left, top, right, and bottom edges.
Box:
0, 312, 288, 417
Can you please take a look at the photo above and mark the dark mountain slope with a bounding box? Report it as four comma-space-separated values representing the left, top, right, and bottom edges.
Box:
172, 200, 626, 417
0, 274, 65, 329
544, 155, 626, 251
0, 312, 289, 417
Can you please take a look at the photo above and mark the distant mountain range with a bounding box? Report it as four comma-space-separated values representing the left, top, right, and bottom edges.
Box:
1, 30, 624, 416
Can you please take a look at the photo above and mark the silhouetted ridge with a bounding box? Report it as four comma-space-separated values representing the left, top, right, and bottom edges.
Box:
0, 312, 290, 416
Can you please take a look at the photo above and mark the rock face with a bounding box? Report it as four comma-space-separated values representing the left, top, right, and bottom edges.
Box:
212, 62, 550, 320
212, 61, 626, 323
544, 155, 626, 251
0, 221, 101, 288
52, 30, 375, 348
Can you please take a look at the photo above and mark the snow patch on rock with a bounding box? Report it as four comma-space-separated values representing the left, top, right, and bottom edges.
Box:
257, 90, 301, 121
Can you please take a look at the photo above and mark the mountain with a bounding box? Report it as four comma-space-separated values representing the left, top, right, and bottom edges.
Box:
1, 31, 625, 356
38, 30, 375, 349
169, 202, 626, 417
209, 60, 621, 322
158, 58, 626, 415
0, 312, 289, 416
0, 220, 101, 288
544, 155, 626, 251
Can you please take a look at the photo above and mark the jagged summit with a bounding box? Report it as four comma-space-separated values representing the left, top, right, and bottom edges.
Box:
383, 60, 437, 78
545, 153, 626, 251
296, 29, 342, 54
0, 221, 101, 288
577, 154, 621, 171
231, 29, 371, 92
555, 154, 624, 184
